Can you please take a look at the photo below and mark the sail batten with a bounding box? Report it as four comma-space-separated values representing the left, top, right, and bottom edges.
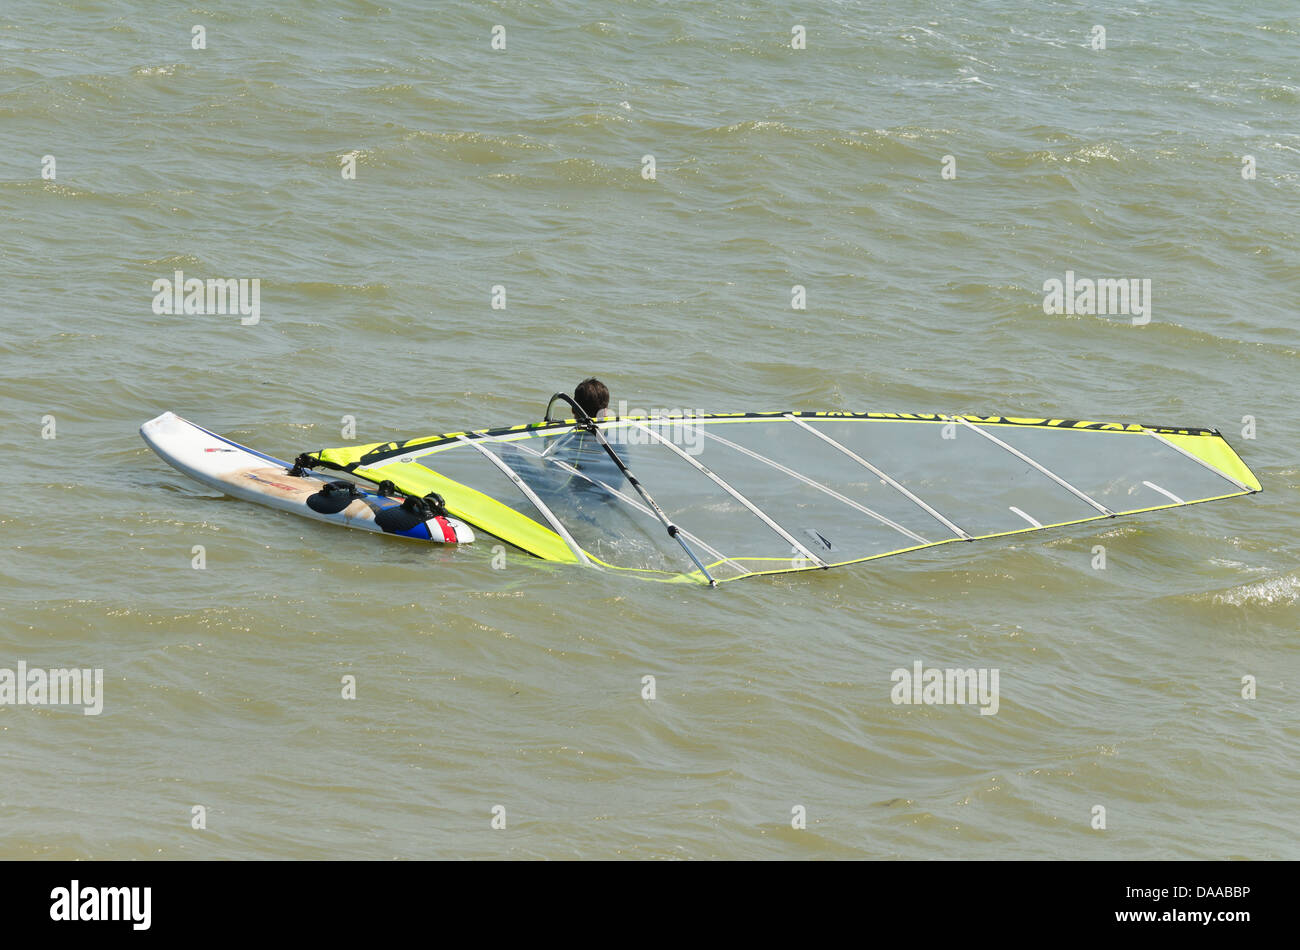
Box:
699, 428, 930, 544
627, 421, 829, 568
783, 413, 972, 540
508, 437, 746, 575
948, 415, 1114, 516
455, 434, 593, 566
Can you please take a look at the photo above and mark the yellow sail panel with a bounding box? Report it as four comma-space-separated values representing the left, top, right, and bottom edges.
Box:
1157, 432, 1261, 492
353, 461, 581, 563
314, 442, 392, 469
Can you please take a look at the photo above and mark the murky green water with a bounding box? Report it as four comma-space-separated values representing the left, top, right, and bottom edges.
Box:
1, 0, 1296, 858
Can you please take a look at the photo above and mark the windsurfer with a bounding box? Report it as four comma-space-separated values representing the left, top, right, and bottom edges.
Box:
574, 377, 614, 420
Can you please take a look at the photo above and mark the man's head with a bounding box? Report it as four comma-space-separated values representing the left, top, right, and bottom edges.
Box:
574, 377, 610, 418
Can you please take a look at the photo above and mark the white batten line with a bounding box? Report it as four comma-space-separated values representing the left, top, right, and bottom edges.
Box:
1009, 506, 1043, 528
629, 421, 828, 567
1143, 480, 1185, 504
455, 435, 594, 567
510, 439, 747, 575
699, 428, 929, 544
946, 415, 1114, 516
1143, 429, 1252, 492
783, 413, 972, 540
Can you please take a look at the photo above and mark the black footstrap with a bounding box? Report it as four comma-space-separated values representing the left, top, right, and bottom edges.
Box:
400, 491, 447, 520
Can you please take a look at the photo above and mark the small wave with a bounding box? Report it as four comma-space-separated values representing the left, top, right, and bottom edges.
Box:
285, 281, 391, 300
36, 182, 95, 198
131, 64, 179, 77
1212, 573, 1300, 607
135, 253, 206, 270
711, 119, 796, 135
1028, 143, 1124, 165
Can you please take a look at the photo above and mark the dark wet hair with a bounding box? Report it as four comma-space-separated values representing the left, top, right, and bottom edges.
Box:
574, 378, 610, 417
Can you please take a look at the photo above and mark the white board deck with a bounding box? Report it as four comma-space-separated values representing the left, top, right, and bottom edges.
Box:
139, 412, 473, 544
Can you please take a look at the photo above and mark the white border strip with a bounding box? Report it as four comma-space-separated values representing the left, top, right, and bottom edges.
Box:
1143, 429, 1251, 492
456, 435, 593, 567
629, 422, 828, 567
948, 416, 1114, 516
783, 414, 972, 540
698, 428, 929, 544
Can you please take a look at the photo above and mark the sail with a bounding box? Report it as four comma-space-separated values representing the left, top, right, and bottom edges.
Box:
305, 412, 1261, 584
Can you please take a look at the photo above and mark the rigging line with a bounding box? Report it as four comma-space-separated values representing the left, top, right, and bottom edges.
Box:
546, 394, 719, 586
454, 434, 594, 567
508, 439, 747, 575
1141, 429, 1252, 493
627, 421, 829, 567
697, 428, 929, 544
783, 414, 972, 540
945, 415, 1114, 516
